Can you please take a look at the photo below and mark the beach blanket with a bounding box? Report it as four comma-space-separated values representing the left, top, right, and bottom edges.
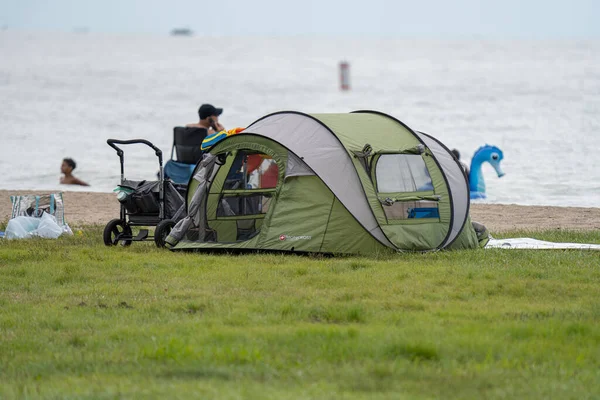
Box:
201, 127, 245, 151
485, 237, 600, 251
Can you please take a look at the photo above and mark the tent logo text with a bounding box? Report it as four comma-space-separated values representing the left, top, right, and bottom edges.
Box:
279, 235, 312, 241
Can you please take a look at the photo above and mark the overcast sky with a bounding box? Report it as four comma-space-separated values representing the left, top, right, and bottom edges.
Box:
1, 0, 598, 38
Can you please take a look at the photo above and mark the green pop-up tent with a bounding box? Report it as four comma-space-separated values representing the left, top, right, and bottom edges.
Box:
165, 111, 488, 254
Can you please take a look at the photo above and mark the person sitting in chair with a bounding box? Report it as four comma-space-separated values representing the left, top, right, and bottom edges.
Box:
186, 103, 225, 134
164, 104, 226, 183
60, 158, 89, 186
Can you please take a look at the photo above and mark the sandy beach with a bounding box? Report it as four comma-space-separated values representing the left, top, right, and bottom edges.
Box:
1, 190, 600, 233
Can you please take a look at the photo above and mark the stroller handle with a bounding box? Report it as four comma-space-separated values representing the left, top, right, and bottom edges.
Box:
107, 139, 163, 164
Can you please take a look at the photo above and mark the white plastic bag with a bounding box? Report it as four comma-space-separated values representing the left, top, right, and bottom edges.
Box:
5, 216, 40, 239
36, 213, 65, 238
5, 213, 71, 240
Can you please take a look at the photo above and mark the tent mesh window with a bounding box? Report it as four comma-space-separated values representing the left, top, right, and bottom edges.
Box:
376, 155, 433, 192
376, 155, 439, 220
217, 194, 273, 217
224, 151, 279, 190
214, 150, 280, 241
381, 200, 439, 220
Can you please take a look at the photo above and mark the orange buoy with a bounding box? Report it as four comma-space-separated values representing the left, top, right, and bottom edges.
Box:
339, 61, 350, 91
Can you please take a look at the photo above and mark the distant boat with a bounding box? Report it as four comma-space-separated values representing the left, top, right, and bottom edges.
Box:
170, 28, 193, 36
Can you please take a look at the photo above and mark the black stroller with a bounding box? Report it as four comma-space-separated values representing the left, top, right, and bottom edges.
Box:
103, 139, 187, 247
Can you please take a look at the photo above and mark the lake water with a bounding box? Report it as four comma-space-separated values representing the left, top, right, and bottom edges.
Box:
1, 32, 599, 207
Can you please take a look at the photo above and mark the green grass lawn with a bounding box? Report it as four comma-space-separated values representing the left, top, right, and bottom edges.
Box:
1, 227, 599, 399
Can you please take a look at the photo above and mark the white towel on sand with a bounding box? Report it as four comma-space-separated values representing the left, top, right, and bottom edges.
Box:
486, 238, 600, 250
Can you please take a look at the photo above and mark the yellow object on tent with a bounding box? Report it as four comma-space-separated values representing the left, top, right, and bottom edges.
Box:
201, 127, 245, 150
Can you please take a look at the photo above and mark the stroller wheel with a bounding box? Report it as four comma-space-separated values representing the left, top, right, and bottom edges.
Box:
155, 219, 176, 248
103, 219, 133, 246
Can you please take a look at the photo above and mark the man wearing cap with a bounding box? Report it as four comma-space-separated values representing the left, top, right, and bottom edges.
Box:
186, 104, 225, 133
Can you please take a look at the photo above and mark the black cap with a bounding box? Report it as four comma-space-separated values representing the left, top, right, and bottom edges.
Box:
198, 104, 223, 119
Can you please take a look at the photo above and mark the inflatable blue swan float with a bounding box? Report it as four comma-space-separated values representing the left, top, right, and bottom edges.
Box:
469, 145, 504, 199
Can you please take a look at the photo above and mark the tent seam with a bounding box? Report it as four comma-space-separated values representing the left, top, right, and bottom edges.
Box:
319, 195, 337, 253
